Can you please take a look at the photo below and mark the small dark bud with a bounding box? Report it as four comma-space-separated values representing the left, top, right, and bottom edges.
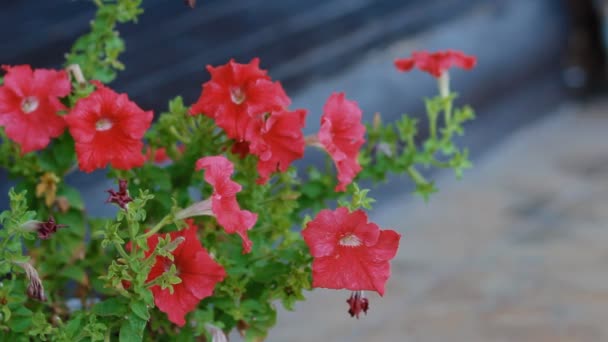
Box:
106, 179, 133, 209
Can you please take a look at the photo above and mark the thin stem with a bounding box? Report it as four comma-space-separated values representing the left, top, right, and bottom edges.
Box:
143, 214, 174, 239
406, 166, 427, 185
113, 241, 130, 261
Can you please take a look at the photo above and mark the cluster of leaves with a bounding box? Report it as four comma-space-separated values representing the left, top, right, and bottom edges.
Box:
298, 94, 475, 210
0, 0, 475, 341
65, 0, 143, 83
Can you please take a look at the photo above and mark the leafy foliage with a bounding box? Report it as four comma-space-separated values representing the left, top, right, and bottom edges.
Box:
0, 0, 475, 341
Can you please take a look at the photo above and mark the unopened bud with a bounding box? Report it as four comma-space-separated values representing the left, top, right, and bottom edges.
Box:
373, 112, 382, 131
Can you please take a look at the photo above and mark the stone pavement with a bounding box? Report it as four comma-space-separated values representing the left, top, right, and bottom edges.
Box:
266, 100, 608, 342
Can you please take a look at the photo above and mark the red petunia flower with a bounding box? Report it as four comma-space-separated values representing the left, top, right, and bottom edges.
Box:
248, 109, 307, 184
318, 93, 366, 192
301, 207, 400, 295
394, 50, 477, 78
195, 156, 258, 253
189, 58, 290, 141
145, 221, 226, 326
65, 81, 153, 173
0, 65, 71, 153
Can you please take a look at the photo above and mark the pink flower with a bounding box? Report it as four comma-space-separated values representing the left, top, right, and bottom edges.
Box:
318, 93, 366, 192
145, 221, 226, 326
301, 207, 400, 295
248, 109, 307, 184
190, 58, 290, 141
66, 81, 153, 172
0, 65, 71, 153
394, 50, 477, 78
195, 156, 258, 253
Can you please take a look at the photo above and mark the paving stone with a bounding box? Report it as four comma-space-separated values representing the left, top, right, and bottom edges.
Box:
266, 101, 608, 341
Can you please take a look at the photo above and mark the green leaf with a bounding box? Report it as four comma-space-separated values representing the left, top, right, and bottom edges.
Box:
119, 313, 147, 342
63, 316, 83, 339
130, 301, 150, 321
92, 297, 128, 317
60, 266, 86, 284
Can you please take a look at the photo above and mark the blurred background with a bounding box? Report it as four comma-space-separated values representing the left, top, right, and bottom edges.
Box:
3, 0, 608, 340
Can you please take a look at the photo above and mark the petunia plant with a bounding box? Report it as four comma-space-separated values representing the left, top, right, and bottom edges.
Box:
0, 1, 477, 341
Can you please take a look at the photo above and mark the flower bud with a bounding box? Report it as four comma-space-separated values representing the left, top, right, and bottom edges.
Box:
16, 262, 46, 302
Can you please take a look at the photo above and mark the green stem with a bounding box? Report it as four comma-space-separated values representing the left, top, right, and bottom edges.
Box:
142, 214, 174, 239
144, 276, 164, 289
429, 112, 438, 140
407, 166, 427, 186
113, 241, 130, 261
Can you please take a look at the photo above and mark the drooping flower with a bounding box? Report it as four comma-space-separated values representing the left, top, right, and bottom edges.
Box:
317, 93, 366, 192
248, 109, 307, 184
145, 221, 226, 326
65, 81, 153, 173
189, 58, 290, 141
301, 207, 400, 295
21, 216, 68, 240
347, 291, 369, 319
0, 65, 71, 153
394, 50, 477, 78
106, 179, 132, 209
194, 156, 258, 253
15, 261, 46, 302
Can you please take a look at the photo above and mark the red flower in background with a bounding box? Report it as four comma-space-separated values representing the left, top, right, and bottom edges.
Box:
196, 156, 258, 253
145, 221, 226, 326
0, 65, 71, 153
394, 50, 476, 78
66, 81, 153, 172
318, 93, 366, 192
301, 207, 400, 295
248, 108, 307, 184
145, 145, 186, 164
190, 58, 290, 141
